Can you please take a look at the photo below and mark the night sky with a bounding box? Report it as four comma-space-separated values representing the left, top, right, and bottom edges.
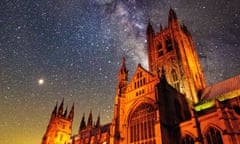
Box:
0, 0, 239, 143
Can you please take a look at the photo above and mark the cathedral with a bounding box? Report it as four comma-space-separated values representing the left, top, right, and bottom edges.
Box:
42, 8, 240, 144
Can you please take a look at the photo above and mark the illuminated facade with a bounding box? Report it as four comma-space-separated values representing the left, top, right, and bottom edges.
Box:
71, 112, 110, 144
146, 8, 206, 104
42, 99, 74, 144
42, 8, 240, 144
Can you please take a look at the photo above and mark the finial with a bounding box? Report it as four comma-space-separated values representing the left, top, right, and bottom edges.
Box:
87, 109, 93, 127
68, 103, 74, 120
79, 113, 86, 131
96, 112, 100, 127
58, 98, 64, 115
168, 6, 177, 20
122, 57, 126, 66
52, 101, 58, 115
160, 24, 163, 32
147, 19, 154, 34
63, 107, 68, 117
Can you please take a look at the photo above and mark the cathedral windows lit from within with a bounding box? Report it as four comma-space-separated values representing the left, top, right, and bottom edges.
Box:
181, 135, 194, 144
42, 9, 240, 144
60, 134, 63, 141
129, 103, 156, 144
171, 69, 180, 91
134, 72, 146, 96
205, 127, 223, 144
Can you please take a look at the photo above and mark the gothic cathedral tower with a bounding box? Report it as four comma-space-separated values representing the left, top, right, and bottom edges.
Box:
42, 99, 74, 144
147, 8, 206, 103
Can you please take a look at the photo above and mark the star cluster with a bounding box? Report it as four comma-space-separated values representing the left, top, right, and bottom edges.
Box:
0, 0, 239, 143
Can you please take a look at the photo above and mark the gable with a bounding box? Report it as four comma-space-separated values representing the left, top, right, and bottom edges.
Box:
126, 64, 155, 94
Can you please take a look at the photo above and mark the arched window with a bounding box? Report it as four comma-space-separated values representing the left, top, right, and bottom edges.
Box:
181, 134, 194, 144
165, 37, 173, 52
205, 127, 223, 144
157, 43, 163, 57
129, 103, 155, 144
171, 69, 180, 91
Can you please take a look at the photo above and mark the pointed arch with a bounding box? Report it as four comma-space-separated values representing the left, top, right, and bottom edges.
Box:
204, 126, 223, 144
181, 134, 194, 144
171, 69, 180, 91
128, 103, 156, 143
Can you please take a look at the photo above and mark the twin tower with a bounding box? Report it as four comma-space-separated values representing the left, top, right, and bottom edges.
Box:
42, 8, 207, 144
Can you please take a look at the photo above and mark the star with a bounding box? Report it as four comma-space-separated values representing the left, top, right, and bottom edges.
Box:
0, 1, 239, 143
38, 79, 44, 85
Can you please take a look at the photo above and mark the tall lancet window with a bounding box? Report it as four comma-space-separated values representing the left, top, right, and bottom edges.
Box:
165, 37, 173, 52
171, 69, 180, 91
129, 103, 156, 144
205, 127, 223, 144
181, 134, 194, 144
157, 43, 163, 57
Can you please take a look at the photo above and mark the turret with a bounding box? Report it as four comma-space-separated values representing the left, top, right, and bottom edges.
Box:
181, 24, 191, 37
52, 102, 58, 116
160, 24, 163, 32
68, 103, 74, 120
58, 98, 64, 116
168, 7, 180, 30
79, 114, 86, 132
168, 7, 177, 21
63, 107, 68, 118
87, 110, 93, 127
117, 58, 128, 94
146, 21, 155, 73
95, 113, 100, 128
50, 102, 58, 122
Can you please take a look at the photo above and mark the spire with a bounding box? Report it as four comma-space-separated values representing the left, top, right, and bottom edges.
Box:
118, 57, 128, 92
146, 20, 155, 73
160, 24, 163, 32
181, 24, 191, 36
120, 57, 128, 75
168, 7, 177, 21
79, 113, 86, 131
147, 20, 154, 35
52, 102, 58, 115
95, 113, 100, 128
58, 98, 64, 116
68, 103, 74, 120
87, 110, 93, 127
63, 107, 68, 118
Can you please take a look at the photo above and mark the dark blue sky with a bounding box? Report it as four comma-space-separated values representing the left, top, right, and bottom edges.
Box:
0, 0, 239, 143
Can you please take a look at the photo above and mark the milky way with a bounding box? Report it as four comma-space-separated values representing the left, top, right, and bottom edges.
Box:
0, 0, 239, 143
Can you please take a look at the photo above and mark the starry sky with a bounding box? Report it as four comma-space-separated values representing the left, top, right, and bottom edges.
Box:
0, 0, 239, 143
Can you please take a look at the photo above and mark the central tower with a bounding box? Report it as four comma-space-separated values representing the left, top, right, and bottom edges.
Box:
147, 8, 206, 103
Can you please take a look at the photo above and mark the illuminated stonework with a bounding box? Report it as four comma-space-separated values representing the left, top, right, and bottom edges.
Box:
146, 8, 206, 104
42, 8, 240, 144
42, 100, 74, 144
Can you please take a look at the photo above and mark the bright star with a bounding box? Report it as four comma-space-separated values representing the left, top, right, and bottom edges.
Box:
38, 79, 44, 85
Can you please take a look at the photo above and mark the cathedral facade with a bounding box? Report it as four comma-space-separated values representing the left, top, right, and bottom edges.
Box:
42, 9, 240, 144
